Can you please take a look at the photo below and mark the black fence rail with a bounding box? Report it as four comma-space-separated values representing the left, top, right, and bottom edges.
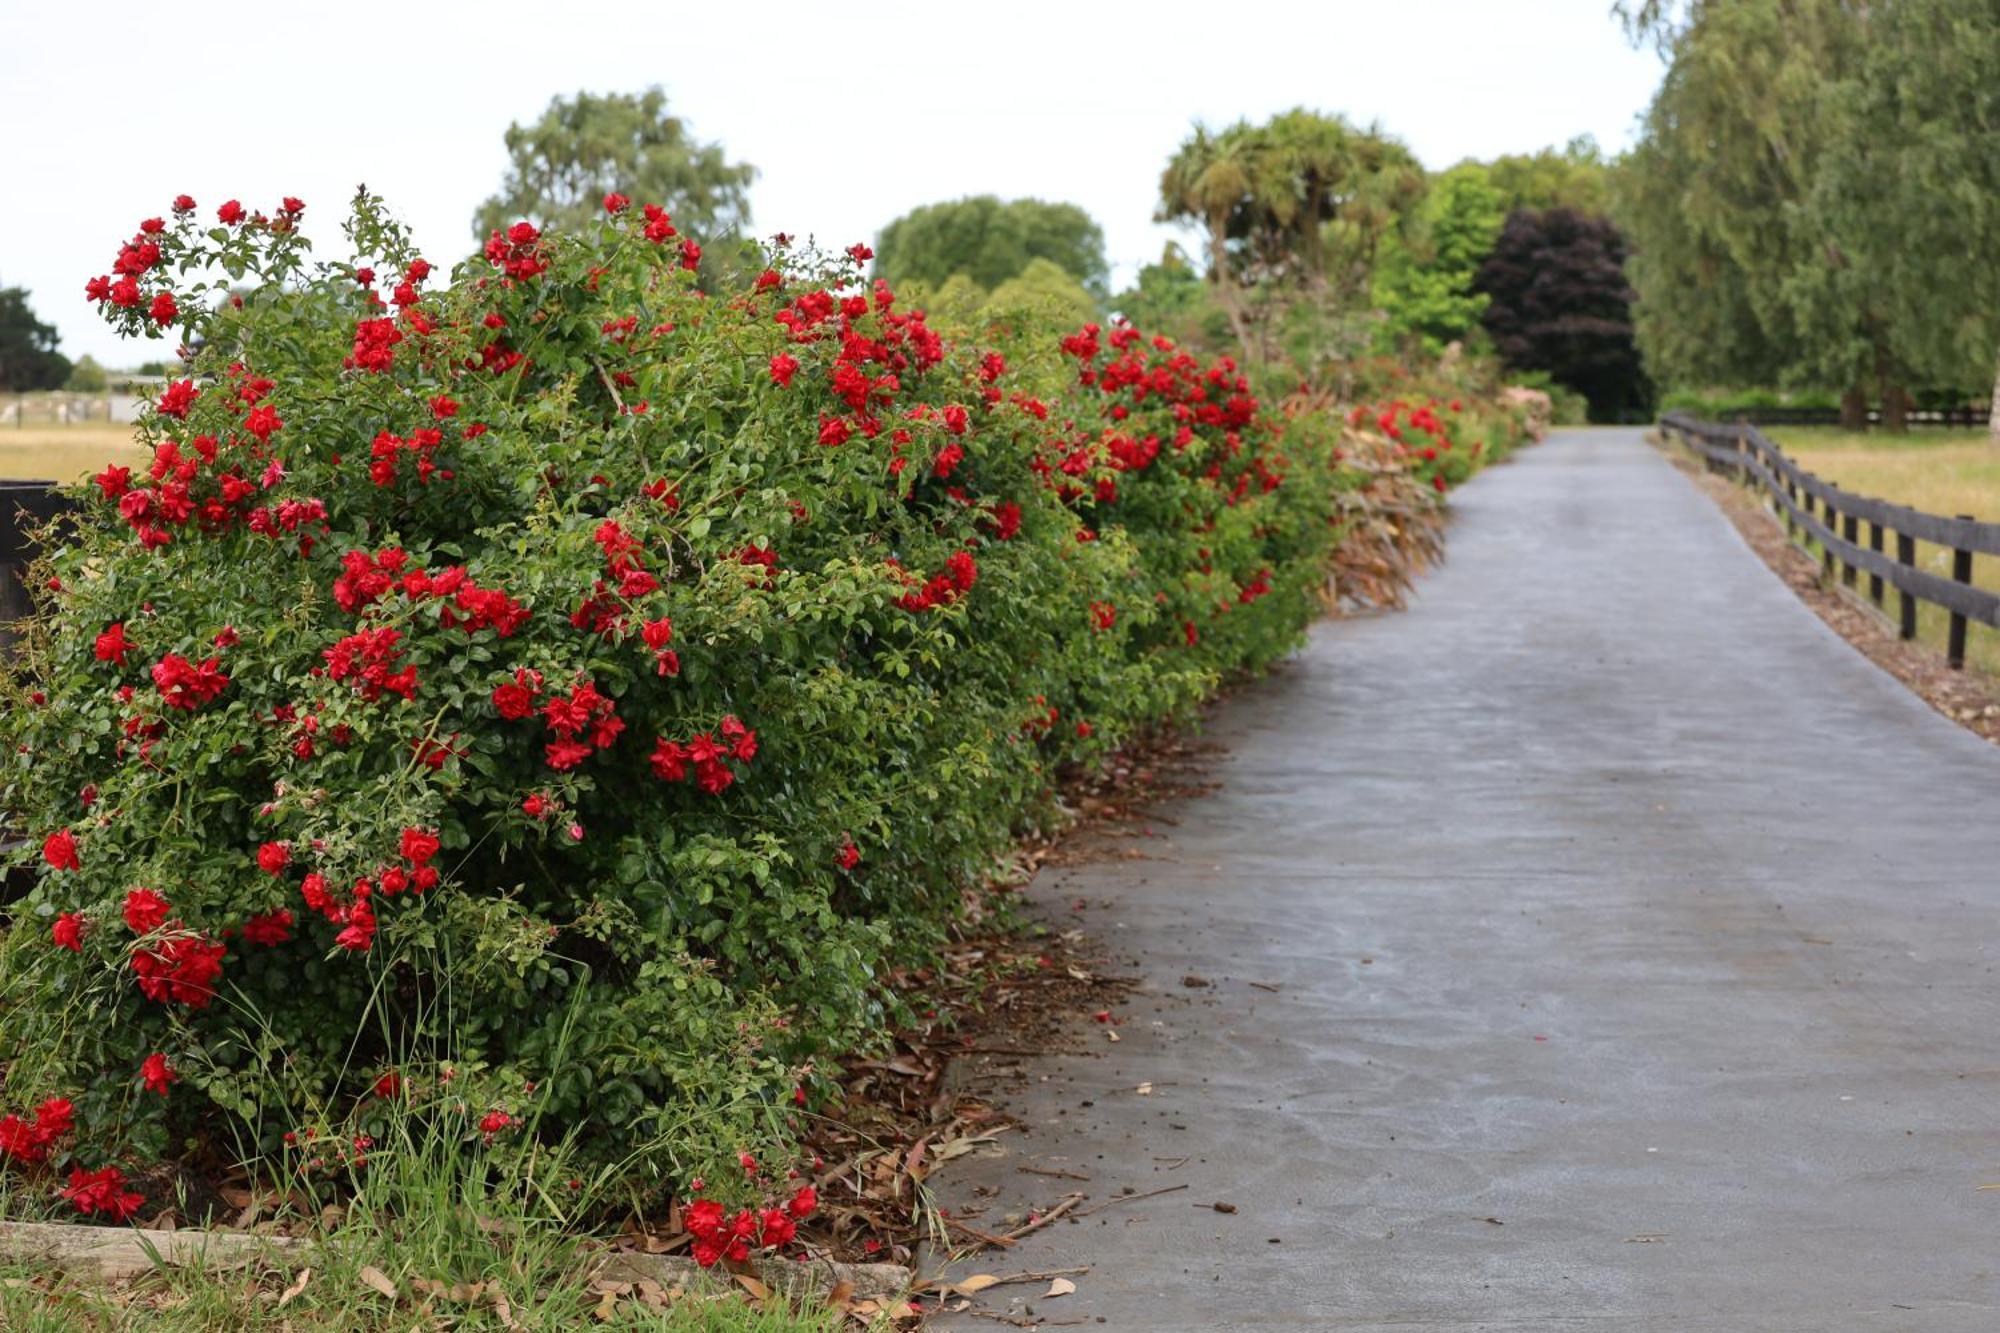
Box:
0, 483, 73, 644
1666, 404, 1990, 429
1660, 413, 2000, 668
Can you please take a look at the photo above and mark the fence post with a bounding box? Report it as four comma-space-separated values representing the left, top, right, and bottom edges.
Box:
1897, 531, 1918, 639
1786, 479, 1798, 538
1867, 521, 1884, 605
1840, 510, 1858, 588
1820, 495, 1836, 579
1948, 517, 1974, 669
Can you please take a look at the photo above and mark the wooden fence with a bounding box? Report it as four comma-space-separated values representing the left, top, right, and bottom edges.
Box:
1666, 404, 1990, 429
1660, 413, 2000, 668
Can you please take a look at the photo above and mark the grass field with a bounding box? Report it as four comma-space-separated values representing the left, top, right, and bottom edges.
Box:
0, 424, 146, 482
1766, 426, 2000, 676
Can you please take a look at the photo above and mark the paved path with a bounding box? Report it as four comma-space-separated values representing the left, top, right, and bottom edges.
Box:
935, 429, 2000, 1331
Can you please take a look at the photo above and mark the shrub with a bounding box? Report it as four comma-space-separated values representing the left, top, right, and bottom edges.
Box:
0, 190, 1354, 1224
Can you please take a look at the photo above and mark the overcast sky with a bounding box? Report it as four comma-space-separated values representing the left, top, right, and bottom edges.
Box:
2, 0, 1663, 369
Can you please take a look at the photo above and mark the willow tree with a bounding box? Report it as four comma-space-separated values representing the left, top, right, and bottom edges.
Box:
1614, 0, 1892, 424
1812, 0, 2000, 440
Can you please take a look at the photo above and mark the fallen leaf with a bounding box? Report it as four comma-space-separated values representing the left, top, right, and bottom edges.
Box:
826, 1278, 855, 1308
277, 1268, 311, 1308
357, 1266, 398, 1302
1134, 1082, 1153, 1096
1209, 1202, 1237, 1214
954, 1274, 1002, 1295
733, 1274, 771, 1302
1046, 1277, 1077, 1298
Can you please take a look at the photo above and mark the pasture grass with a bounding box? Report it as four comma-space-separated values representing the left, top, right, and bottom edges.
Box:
1765, 426, 2000, 677
0, 424, 146, 482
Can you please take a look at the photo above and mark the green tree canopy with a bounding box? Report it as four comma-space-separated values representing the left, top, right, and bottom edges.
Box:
473, 88, 755, 241
1613, 0, 1886, 420
1157, 108, 1421, 365
64, 354, 108, 393
1373, 163, 1506, 355
873, 197, 1108, 298
0, 285, 71, 392
1810, 0, 2000, 435
1481, 137, 1612, 216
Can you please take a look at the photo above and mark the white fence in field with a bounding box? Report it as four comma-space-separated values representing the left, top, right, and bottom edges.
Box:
1, 391, 156, 427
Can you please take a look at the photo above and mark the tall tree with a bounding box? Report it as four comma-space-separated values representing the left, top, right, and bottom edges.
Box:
1613, 0, 1885, 423
473, 88, 754, 241
1373, 163, 1506, 355
1157, 110, 1420, 365
1476, 209, 1650, 421
873, 197, 1108, 297
1811, 0, 2000, 441
0, 285, 70, 392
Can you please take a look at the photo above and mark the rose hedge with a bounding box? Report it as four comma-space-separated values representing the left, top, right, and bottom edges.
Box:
1, 190, 1526, 1220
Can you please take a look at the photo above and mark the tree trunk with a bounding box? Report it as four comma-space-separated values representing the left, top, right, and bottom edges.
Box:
1880, 383, 1910, 434
1840, 386, 1869, 431
1208, 216, 1256, 366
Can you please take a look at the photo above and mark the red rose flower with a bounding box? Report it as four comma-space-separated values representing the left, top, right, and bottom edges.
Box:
217, 199, 246, 225
42, 829, 79, 872
140, 1052, 176, 1095
240, 910, 293, 946
51, 912, 87, 951
123, 888, 170, 934
256, 842, 289, 876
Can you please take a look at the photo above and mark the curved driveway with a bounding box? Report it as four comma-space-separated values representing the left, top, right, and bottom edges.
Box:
937, 428, 2000, 1331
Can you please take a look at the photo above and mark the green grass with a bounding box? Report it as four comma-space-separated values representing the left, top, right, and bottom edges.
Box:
0, 1258, 857, 1332
1764, 426, 2000, 676
0, 1091, 883, 1332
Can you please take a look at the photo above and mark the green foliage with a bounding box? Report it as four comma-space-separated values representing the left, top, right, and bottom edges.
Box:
4, 190, 1359, 1219
0, 286, 71, 392
1372, 164, 1505, 356
1112, 244, 1232, 352
1613, 0, 2000, 416
1480, 137, 1612, 215
472, 89, 755, 243
1157, 109, 1422, 365
1810, 0, 2000, 409
872, 196, 1108, 298
64, 356, 109, 394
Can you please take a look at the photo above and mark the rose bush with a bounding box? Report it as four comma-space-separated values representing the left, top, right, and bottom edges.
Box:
0, 189, 1523, 1232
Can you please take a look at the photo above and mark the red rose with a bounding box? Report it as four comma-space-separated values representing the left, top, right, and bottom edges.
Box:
399, 827, 440, 866
240, 910, 293, 946
51, 912, 87, 951
256, 842, 290, 876
140, 1052, 176, 1095
603, 192, 630, 214
42, 829, 79, 872
123, 888, 170, 934
217, 199, 246, 225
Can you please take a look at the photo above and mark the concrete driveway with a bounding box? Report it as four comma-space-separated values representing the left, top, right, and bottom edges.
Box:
934, 428, 2000, 1331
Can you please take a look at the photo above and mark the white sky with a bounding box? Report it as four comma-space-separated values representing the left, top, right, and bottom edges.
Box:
1, 0, 1663, 369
